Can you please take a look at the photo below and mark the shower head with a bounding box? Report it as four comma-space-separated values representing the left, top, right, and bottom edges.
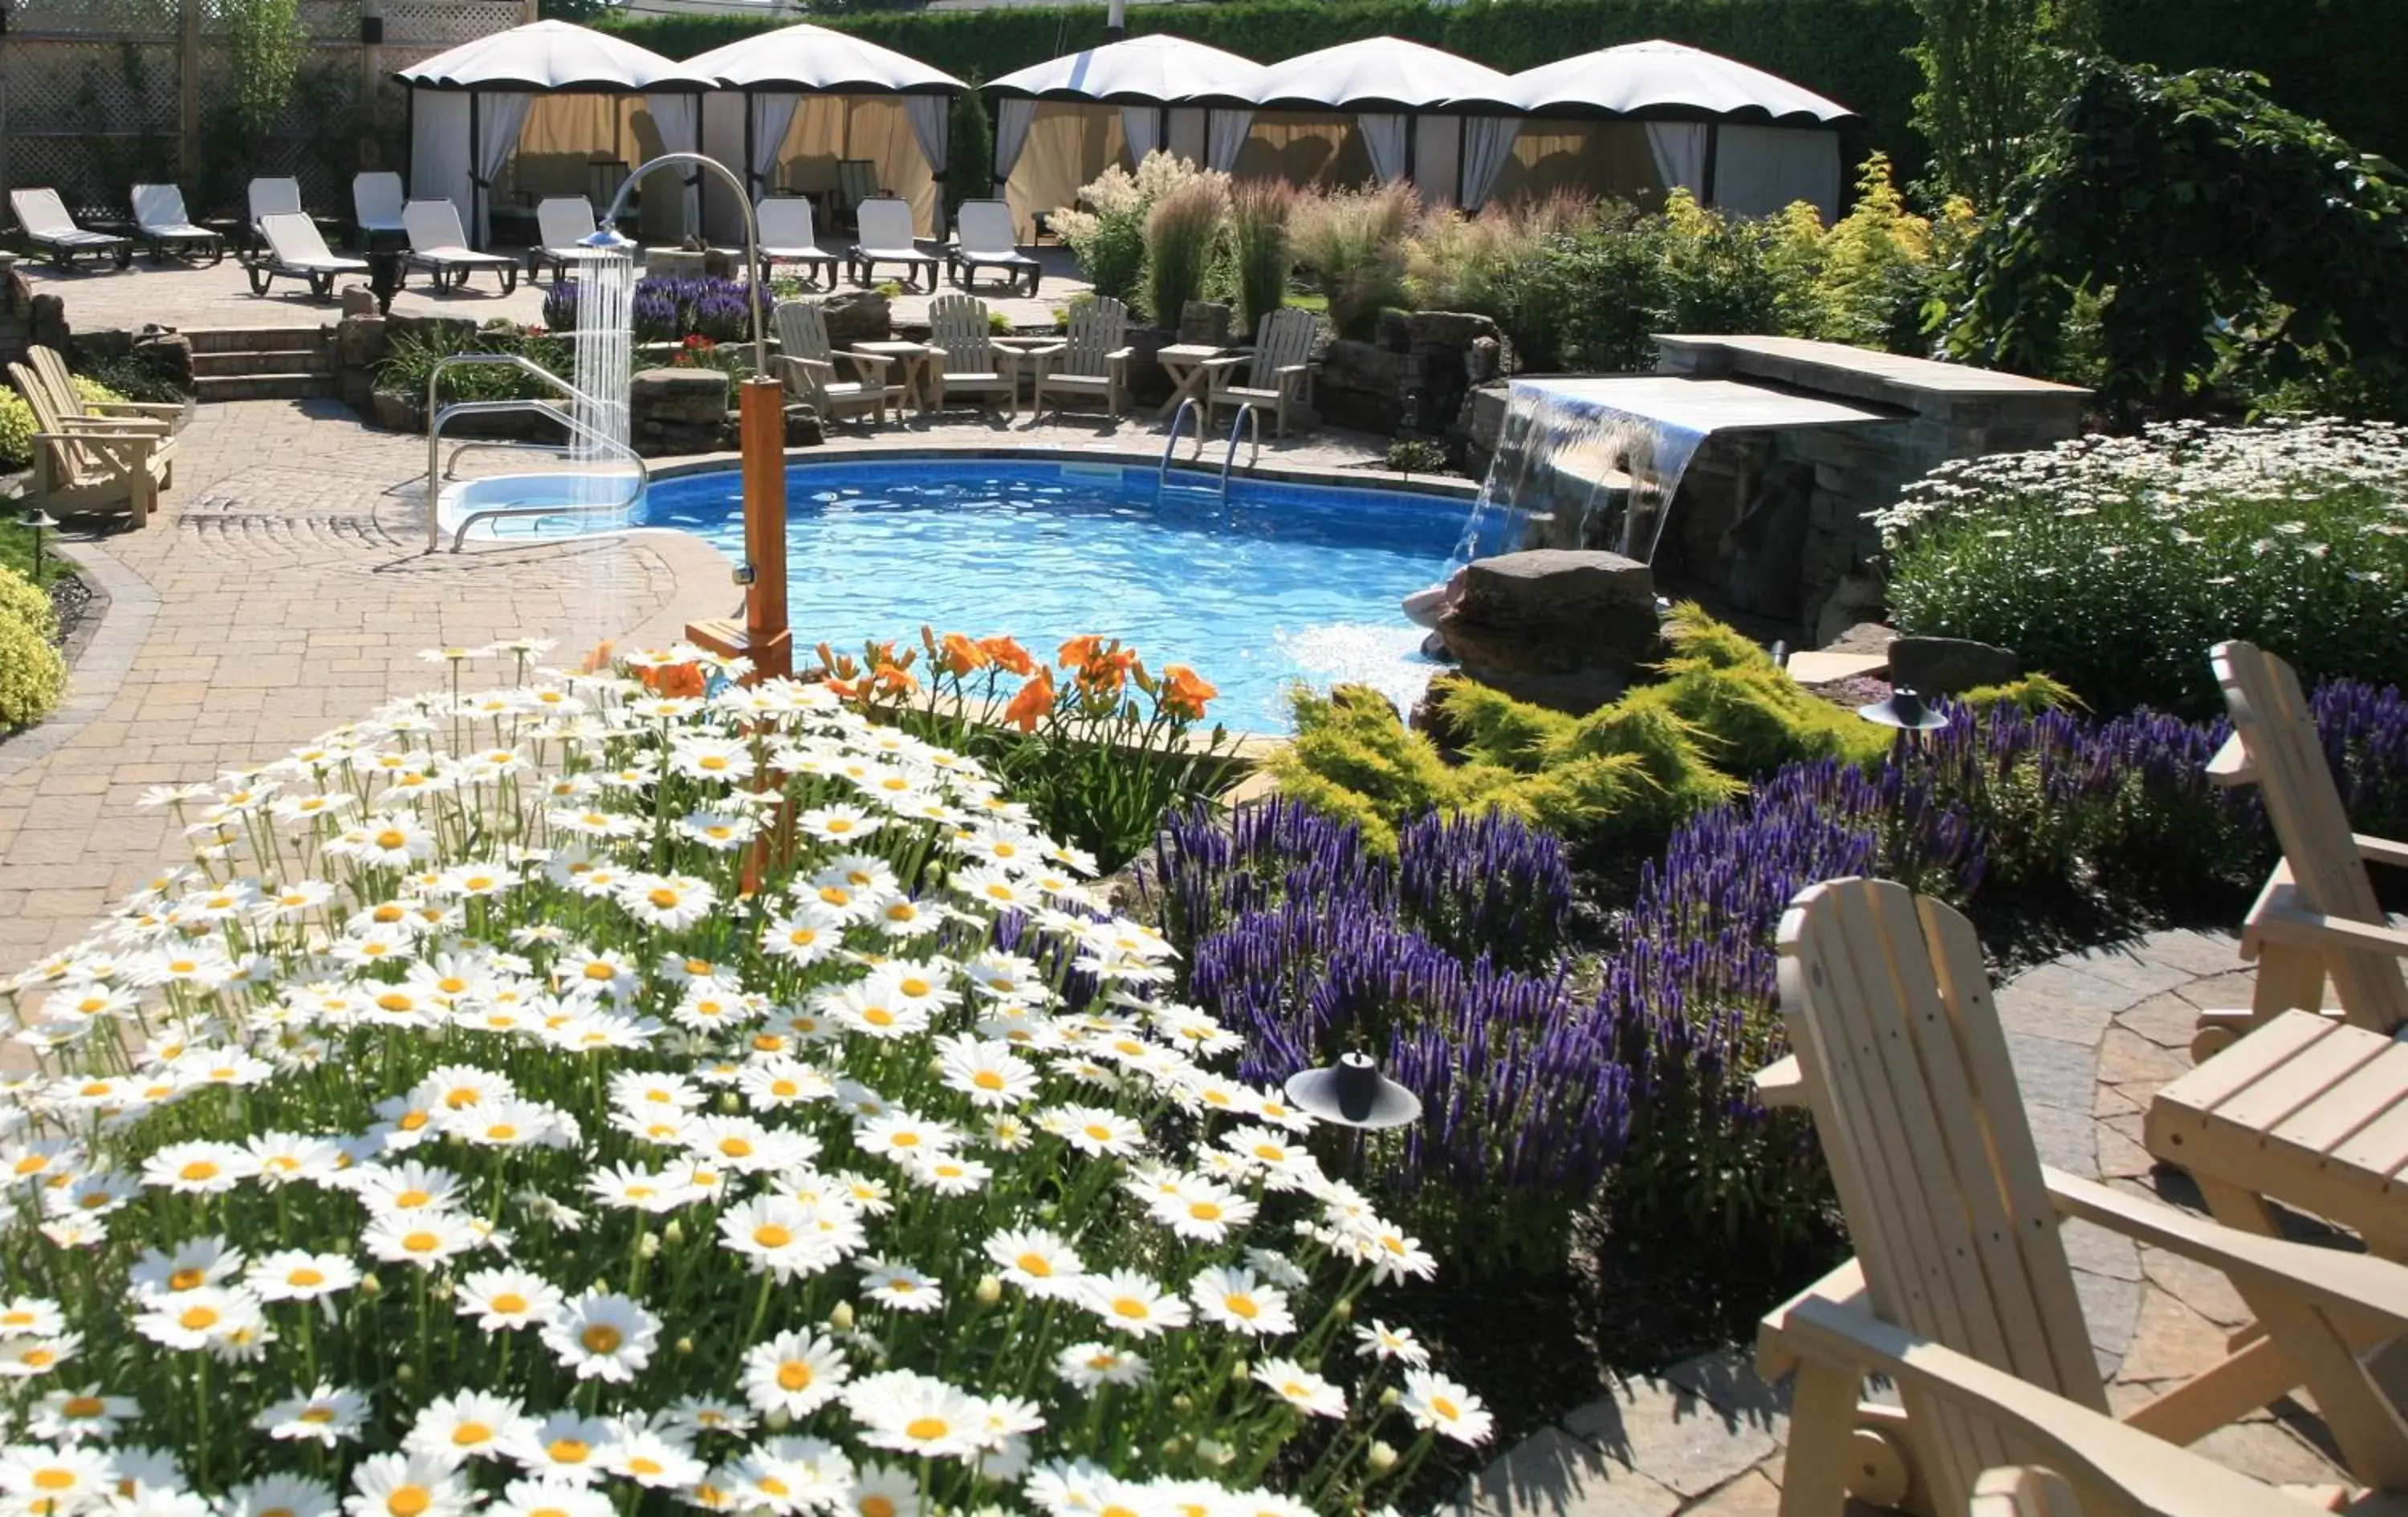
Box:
580, 222, 635, 250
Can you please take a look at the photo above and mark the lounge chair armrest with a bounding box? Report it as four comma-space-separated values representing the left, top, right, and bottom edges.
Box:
1752, 1053, 1806, 1108
2357, 833, 2408, 870
2043, 1166, 2408, 1340
1763, 1294, 2326, 1517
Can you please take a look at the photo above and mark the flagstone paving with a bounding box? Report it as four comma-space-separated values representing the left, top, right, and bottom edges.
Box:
1450, 927, 2360, 1515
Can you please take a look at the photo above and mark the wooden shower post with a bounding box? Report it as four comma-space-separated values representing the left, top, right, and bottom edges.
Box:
685, 374, 791, 682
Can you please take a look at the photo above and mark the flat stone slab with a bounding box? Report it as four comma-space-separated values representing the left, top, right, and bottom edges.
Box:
1561, 1375, 1781, 1497
1784, 649, 1887, 685
1511, 375, 1901, 439
1450, 1426, 1682, 1517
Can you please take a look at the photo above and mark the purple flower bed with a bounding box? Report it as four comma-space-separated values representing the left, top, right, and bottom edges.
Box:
543, 275, 763, 346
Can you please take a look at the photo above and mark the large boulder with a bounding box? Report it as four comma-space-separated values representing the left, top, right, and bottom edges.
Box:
818, 289, 892, 347
630, 368, 730, 457
1887, 635, 2022, 695
1434, 550, 1662, 712
1178, 301, 1232, 347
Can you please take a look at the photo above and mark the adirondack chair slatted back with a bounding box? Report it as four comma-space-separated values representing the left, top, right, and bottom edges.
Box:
1248, 308, 1316, 388
405, 200, 470, 252
927, 295, 992, 371
131, 184, 187, 231
957, 200, 1017, 256
10, 361, 104, 484
1779, 878, 2105, 1515
354, 173, 405, 226
757, 197, 819, 250
536, 197, 595, 251
856, 198, 915, 250
1059, 297, 1127, 380
773, 300, 832, 367
31, 348, 80, 419
2213, 640, 2408, 1031
12, 189, 75, 238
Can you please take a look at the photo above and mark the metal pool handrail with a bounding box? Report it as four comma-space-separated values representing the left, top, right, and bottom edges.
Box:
421, 353, 649, 553
1218, 403, 1259, 498
1157, 397, 1210, 488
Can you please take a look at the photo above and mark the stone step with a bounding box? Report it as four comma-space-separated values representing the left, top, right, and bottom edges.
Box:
190, 348, 330, 378
192, 372, 338, 403
182, 326, 327, 356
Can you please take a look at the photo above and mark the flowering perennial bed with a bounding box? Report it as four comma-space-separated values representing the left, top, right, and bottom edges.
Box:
0, 645, 1488, 1517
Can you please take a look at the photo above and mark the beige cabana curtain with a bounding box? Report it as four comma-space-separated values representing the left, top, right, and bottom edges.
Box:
762, 94, 941, 235
1001, 100, 1128, 242
1231, 109, 1369, 189
1483, 118, 1661, 207
505, 92, 690, 240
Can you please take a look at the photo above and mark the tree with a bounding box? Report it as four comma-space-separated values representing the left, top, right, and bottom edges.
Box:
1907, 0, 2093, 207
945, 75, 995, 228
1945, 59, 2408, 419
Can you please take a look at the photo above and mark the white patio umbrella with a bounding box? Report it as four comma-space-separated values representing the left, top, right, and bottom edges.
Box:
1237, 36, 1511, 205
687, 23, 966, 238
399, 21, 706, 246
1453, 40, 1858, 218
985, 34, 1264, 105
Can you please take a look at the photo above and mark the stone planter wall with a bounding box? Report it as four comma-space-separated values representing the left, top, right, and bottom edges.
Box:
1317, 310, 1503, 449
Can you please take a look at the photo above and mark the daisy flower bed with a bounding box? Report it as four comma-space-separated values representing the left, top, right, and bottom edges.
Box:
0, 643, 1489, 1517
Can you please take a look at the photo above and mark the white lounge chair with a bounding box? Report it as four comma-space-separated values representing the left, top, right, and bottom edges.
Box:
244, 213, 369, 301
353, 172, 408, 245
756, 197, 839, 291
9, 189, 131, 270
1202, 307, 1320, 438
925, 293, 1018, 419
847, 198, 938, 292
1026, 295, 1131, 421
772, 300, 901, 428
947, 199, 1040, 297
246, 177, 304, 252
527, 197, 600, 283
402, 200, 519, 295
129, 185, 224, 265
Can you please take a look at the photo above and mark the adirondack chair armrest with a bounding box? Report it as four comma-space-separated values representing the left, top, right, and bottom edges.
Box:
1017, 342, 1068, 360
35, 430, 153, 469
2355, 832, 2408, 870
833, 350, 895, 380
1197, 354, 1251, 372
775, 354, 836, 385
49, 415, 168, 433
1755, 1255, 1868, 1381
2249, 897, 2408, 962
2044, 1166, 2408, 1341
1767, 1295, 2327, 1517
88, 401, 183, 421
1751, 1053, 1807, 1108
2205, 731, 2255, 788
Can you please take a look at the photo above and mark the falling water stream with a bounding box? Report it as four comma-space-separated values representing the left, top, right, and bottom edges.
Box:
567, 249, 637, 515
1452, 380, 1710, 569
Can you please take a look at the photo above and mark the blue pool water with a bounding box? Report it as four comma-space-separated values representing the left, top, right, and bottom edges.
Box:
619, 459, 1501, 731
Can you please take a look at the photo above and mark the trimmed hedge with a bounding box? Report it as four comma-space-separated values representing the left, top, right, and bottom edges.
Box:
598, 0, 2406, 189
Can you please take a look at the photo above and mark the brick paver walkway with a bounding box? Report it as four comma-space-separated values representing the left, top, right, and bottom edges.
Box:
1450, 929, 2361, 1515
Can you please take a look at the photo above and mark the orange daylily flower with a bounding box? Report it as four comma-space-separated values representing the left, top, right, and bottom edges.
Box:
872, 662, 919, 697
580, 640, 616, 675
1057, 634, 1105, 669
980, 636, 1036, 677
938, 632, 990, 676
639, 662, 706, 698
1162, 665, 1218, 720
1078, 645, 1142, 697
1002, 668, 1056, 732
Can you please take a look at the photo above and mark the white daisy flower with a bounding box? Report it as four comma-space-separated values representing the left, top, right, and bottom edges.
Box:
1353, 1319, 1431, 1368
405, 1390, 537, 1466
245, 1250, 361, 1303
1189, 1267, 1296, 1337
1251, 1358, 1346, 1420
739, 1329, 851, 1417
254, 1382, 371, 1446
1401, 1370, 1495, 1446
1076, 1270, 1190, 1339
454, 1268, 563, 1332
1052, 1341, 1151, 1392
342, 1453, 474, 1517
541, 1291, 659, 1383
856, 1258, 944, 1315
502, 1413, 616, 1485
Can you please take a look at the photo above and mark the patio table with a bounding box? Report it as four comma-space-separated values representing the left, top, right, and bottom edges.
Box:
849, 340, 938, 415
1155, 343, 1224, 421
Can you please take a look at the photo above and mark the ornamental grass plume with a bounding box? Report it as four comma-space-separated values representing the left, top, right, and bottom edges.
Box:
1144, 174, 1229, 328
1290, 184, 1415, 340
1226, 180, 1296, 336
0, 642, 1492, 1517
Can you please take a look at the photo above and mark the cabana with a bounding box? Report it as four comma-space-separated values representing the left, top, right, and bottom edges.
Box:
689, 25, 965, 241
400, 20, 706, 248
984, 35, 1266, 242
1451, 40, 1857, 218
1232, 36, 1514, 208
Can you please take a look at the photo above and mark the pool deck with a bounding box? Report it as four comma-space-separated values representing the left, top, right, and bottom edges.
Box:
0, 398, 1404, 977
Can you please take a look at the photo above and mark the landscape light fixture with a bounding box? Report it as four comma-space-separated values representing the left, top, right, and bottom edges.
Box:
1285, 1051, 1422, 1130
20, 507, 57, 580
1857, 685, 1950, 733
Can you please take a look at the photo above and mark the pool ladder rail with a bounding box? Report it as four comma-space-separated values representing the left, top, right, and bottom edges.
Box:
415, 352, 650, 552
1157, 399, 1262, 500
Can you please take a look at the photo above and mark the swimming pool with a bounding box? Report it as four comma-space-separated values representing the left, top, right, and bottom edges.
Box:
458, 458, 1500, 731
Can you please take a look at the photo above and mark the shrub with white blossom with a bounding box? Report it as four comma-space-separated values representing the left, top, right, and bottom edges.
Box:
0, 642, 1491, 1517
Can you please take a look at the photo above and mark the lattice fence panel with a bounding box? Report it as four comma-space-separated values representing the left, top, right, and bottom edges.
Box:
4, 0, 177, 40
386, 0, 523, 47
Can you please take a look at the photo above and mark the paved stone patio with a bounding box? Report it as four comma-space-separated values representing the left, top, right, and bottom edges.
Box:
1450, 928, 2361, 1515
15, 244, 1091, 333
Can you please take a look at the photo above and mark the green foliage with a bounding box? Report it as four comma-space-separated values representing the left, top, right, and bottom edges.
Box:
1289, 185, 1413, 340
1385, 439, 1446, 474
0, 388, 35, 470
376, 323, 571, 407
1906, 0, 2093, 205
1144, 176, 1228, 330
1273, 608, 1885, 847
1947, 59, 2408, 419
945, 77, 995, 226
1054, 155, 1219, 309
1880, 418, 2408, 717
72, 354, 186, 405
1225, 181, 1294, 336
0, 563, 65, 734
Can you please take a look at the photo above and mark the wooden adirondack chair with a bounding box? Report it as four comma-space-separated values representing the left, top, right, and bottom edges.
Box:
1967, 1462, 2348, 1517
9, 362, 171, 527
1200, 307, 1319, 438
1026, 297, 1132, 421
771, 300, 902, 428
28, 346, 180, 437
2188, 640, 2408, 1062
1761, 876, 2408, 1515
925, 294, 1017, 419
